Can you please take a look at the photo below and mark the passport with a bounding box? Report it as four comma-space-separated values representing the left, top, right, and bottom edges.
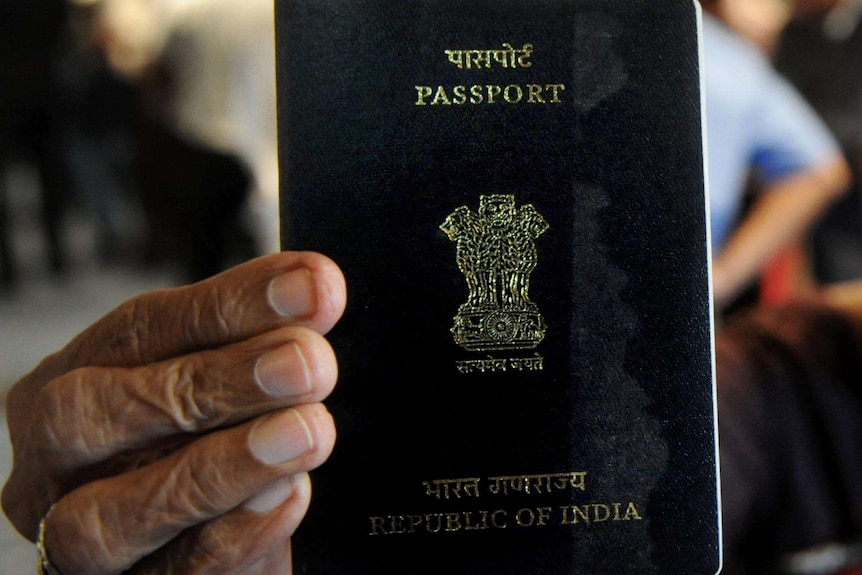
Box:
277, 1, 720, 572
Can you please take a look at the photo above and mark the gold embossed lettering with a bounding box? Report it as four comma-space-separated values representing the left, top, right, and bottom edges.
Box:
443, 43, 533, 69
560, 505, 591, 525
593, 504, 611, 523
369, 516, 388, 535
425, 513, 444, 533
470, 85, 484, 104
370, 510, 512, 535
491, 509, 508, 529
452, 85, 467, 105
431, 86, 452, 105
516, 508, 535, 527
504, 84, 523, 103
465, 510, 490, 530
417, 44, 564, 106
546, 83, 566, 103
527, 84, 544, 103
389, 515, 407, 533
559, 502, 643, 525
415, 86, 433, 106
623, 502, 643, 521
368, 472, 645, 537
515, 507, 553, 527
416, 84, 565, 106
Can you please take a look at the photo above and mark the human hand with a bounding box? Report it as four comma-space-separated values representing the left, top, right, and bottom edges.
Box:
2, 251, 347, 574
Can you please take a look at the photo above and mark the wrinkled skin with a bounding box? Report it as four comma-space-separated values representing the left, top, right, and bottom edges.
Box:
2, 252, 347, 575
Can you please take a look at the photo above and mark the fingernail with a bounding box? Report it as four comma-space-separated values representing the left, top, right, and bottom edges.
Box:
255, 342, 313, 398
268, 268, 314, 318
244, 477, 295, 513
248, 409, 314, 465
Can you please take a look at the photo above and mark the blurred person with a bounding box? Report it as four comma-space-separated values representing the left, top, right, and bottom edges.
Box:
97, 0, 279, 283
700, 0, 850, 312
773, 0, 862, 285
132, 113, 255, 282
700, 9, 862, 572
152, 0, 280, 256
718, 292, 862, 575
56, 1, 142, 263
0, 0, 73, 288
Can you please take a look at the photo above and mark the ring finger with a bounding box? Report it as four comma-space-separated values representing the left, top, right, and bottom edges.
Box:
41, 405, 334, 575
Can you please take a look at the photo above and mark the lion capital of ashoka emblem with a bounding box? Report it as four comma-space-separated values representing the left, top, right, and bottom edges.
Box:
440, 194, 549, 352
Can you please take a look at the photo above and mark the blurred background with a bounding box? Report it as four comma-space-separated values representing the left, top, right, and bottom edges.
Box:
0, 0, 280, 569
1, 0, 861, 572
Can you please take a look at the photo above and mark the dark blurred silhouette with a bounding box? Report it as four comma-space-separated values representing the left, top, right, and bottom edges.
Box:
120, 0, 268, 283
0, 0, 72, 290
0, 0, 270, 289
57, 3, 140, 264
774, 0, 862, 285
132, 112, 254, 284
718, 298, 862, 575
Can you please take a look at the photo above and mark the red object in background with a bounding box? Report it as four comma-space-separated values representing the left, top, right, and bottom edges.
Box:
760, 243, 812, 305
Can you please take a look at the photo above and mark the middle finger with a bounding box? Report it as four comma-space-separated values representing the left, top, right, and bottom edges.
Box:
35, 325, 337, 480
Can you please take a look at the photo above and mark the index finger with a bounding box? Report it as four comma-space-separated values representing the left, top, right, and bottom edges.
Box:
29, 251, 347, 382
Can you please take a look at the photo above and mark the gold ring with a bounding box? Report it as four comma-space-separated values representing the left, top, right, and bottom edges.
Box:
37, 505, 63, 575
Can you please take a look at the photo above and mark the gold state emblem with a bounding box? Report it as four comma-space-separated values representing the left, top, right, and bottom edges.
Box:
440, 194, 549, 352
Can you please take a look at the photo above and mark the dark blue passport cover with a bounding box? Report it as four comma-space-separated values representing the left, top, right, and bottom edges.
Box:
278, 1, 721, 572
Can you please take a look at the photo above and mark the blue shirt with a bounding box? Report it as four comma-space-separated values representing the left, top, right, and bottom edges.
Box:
702, 13, 840, 251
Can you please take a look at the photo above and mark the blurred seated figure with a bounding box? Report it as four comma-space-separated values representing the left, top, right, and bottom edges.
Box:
773, 0, 862, 285
699, 1, 850, 312
718, 295, 862, 575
